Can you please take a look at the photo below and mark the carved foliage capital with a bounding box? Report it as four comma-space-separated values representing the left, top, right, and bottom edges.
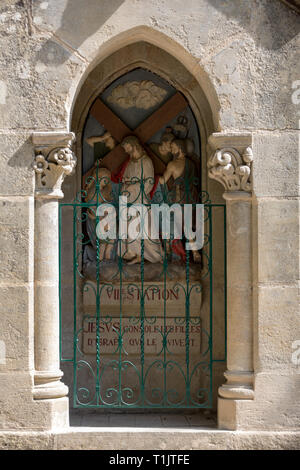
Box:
208, 146, 253, 192
32, 132, 76, 198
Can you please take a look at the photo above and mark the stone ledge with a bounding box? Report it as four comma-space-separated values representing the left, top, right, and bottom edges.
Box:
0, 430, 299, 450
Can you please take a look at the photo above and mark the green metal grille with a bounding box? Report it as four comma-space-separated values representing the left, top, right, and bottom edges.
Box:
59, 168, 226, 409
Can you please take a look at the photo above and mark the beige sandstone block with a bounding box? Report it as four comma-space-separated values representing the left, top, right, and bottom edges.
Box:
0, 1, 84, 130
0, 285, 34, 371
253, 132, 300, 198
256, 198, 299, 283
0, 428, 299, 450
29, 0, 300, 130
256, 285, 300, 370
0, 134, 34, 196
0, 197, 34, 283
218, 397, 238, 430
251, 373, 300, 431
219, 372, 300, 432
0, 371, 68, 431
0, 432, 55, 450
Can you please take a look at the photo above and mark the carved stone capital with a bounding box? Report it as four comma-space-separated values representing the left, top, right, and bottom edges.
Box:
32, 132, 76, 199
207, 133, 253, 192
208, 146, 253, 191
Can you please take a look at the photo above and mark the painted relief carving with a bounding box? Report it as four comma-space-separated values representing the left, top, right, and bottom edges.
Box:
81, 71, 203, 279
84, 116, 201, 268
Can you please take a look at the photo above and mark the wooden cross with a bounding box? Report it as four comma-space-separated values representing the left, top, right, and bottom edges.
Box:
83, 91, 188, 183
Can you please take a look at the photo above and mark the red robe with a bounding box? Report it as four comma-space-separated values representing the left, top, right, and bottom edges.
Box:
111, 158, 186, 263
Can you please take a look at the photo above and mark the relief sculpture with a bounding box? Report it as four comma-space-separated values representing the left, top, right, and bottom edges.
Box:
83, 114, 201, 275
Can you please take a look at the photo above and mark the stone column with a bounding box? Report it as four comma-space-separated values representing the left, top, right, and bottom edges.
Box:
32, 132, 76, 426
208, 133, 254, 430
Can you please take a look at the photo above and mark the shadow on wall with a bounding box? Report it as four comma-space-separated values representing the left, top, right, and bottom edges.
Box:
35, 0, 125, 66
8, 137, 33, 170
207, 0, 300, 50
34, 0, 300, 68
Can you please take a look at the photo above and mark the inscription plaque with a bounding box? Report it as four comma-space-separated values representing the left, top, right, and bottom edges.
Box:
82, 281, 202, 356
83, 316, 202, 355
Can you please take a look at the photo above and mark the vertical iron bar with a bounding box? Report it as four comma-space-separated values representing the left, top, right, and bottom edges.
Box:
209, 205, 213, 408
118, 234, 123, 406
163, 238, 167, 406
59, 203, 62, 362
140, 167, 145, 407
118, 179, 123, 407
224, 205, 227, 362
73, 206, 78, 407
185, 171, 191, 406
185, 241, 190, 406
95, 162, 101, 406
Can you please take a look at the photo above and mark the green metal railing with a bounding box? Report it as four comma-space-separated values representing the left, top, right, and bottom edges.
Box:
59, 168, 226, 409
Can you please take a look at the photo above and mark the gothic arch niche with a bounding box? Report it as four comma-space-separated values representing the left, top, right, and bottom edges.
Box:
60, 41, 226, 415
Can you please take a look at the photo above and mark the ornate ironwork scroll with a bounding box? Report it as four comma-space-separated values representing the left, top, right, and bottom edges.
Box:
59, 160, 226, 409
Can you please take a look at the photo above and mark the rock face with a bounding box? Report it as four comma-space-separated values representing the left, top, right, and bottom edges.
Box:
0, 0, 299, 449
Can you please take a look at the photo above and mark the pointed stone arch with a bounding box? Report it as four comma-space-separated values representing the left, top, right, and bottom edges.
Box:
31, 30, 255, 431
68, 26, 221, 134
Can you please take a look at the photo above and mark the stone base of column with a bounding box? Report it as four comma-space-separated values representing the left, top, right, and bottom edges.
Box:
33, 370, 68, 400
218, 371, 254, 400
0, 371, 69, 431
218, 371, 254, 430
33, 397, 69, 430
32, 371, 69, 430
218, 397, 254, 430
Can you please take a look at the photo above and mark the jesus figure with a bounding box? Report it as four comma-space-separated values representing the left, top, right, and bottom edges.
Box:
119, 136, 163, 264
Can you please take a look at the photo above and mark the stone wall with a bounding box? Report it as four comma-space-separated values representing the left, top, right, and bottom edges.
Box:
0, 0, 299, 438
